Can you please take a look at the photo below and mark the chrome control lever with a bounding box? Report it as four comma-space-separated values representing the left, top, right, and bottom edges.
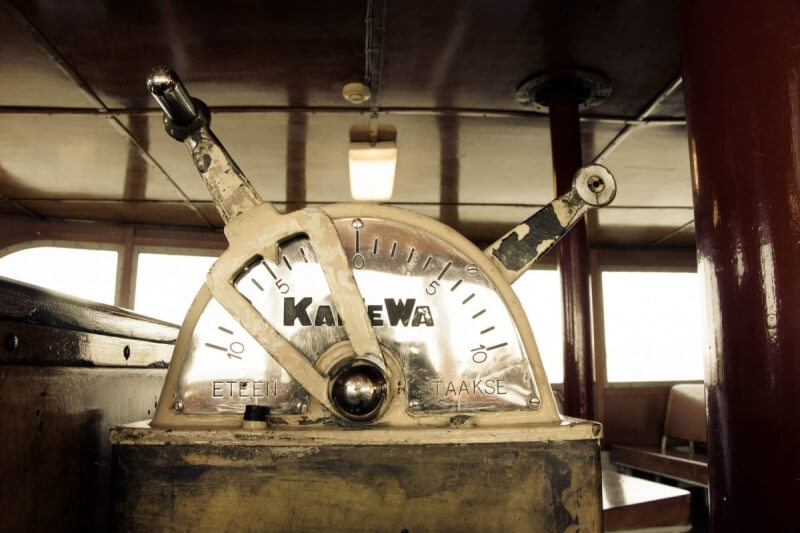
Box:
146, 67, 388, 408
485, 164, 616, 283
146, 67, 198, 126
146, 66, 266, 224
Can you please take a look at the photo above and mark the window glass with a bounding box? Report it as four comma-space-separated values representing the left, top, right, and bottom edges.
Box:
0, 245, 118, 304
512, 269, 564, 383
602, 271, 704, 383
134, 252, 217, 324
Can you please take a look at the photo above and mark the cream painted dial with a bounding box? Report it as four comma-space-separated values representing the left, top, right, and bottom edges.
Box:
173, 215, 539, 417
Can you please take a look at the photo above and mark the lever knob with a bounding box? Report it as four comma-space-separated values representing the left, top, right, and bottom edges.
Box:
146, 66, 198, 126
573, 164, 617, 207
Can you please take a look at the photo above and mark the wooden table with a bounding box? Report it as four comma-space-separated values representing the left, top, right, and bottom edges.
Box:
603, 471, 692, 532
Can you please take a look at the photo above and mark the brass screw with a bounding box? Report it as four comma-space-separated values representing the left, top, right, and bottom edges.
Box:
588, 176, 605, 193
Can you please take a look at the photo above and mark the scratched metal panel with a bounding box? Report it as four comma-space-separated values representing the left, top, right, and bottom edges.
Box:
11, 0, 366, 109
12, 0, 680, 116
379, 1, 681, 116
0, 199, 31, 216
0, 4, 90, 107
0, 366, 166, 532
19, 200, 209, 227
112, 438, 601, 532
600, 125, 693, 208
592, 207, 694, 247
647, 86, 686, 119
0, 114, 185, 201
654, 221, 696, 247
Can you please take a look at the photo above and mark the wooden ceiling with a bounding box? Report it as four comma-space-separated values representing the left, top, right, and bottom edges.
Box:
0, 0, 693, 248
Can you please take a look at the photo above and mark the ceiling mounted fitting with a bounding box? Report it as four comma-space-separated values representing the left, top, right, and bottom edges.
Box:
343, 82, 372, 104
515, 68, 612, 114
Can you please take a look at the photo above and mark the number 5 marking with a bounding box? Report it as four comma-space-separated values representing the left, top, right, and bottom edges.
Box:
275, 278, 290, 294
426, 280, 440, 295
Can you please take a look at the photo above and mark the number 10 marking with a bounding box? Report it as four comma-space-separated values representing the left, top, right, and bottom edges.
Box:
471, 345, 488, 364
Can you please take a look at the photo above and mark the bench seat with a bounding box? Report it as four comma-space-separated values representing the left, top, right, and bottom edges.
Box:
610, 444, 708, 486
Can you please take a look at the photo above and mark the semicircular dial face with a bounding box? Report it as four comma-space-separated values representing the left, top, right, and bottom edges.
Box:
174, 217, 541, 416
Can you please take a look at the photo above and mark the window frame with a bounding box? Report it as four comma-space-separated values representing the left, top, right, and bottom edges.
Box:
129, 245, 221, 317
0, 239, 125, 305
594, 249, 704, 389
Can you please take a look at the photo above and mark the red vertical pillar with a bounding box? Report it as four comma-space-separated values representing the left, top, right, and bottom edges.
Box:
549, 86, 595, 420
678, 2, 800, 530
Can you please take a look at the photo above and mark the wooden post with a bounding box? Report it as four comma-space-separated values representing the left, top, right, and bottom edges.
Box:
549, 85, 595, 420
678, 1, 800, 529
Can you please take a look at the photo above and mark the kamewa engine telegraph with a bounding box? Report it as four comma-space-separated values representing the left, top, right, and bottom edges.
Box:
110, 67, 617, 532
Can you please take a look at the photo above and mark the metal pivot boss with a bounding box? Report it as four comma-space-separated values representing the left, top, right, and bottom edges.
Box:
145, 67, 617, 429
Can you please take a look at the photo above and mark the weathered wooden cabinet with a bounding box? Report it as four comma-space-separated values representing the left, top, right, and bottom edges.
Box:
111, 423, 601, 532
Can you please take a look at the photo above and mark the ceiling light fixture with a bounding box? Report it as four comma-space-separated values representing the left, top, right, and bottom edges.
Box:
345, 0, 395, 202
348, 141, 397, 201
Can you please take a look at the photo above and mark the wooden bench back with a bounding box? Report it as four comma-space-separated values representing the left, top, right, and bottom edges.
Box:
663, 383, 707, 444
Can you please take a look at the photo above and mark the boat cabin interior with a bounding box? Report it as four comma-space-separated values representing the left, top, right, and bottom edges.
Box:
1, 1, 797, 532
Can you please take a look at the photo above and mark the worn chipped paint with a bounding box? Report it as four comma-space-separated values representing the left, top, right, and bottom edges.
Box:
491, 204, 565, 272
484, 165, 616, 284
487, 190, 588, 282
183, 127, 264, 223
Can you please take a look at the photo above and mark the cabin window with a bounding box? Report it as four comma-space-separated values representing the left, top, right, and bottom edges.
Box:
513, 268, 564, 383
133, 251, 218, 324
0, 244, 119, 305
601, 270, 704, 383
